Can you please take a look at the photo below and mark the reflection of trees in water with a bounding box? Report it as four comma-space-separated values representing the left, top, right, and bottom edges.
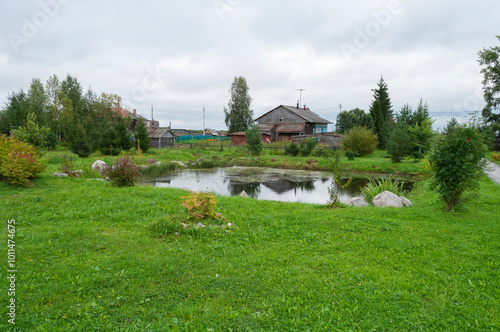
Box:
262, 179, 315, 194
229, 181, 261, 197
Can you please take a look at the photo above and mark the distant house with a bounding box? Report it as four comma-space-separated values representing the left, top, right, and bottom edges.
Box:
229, 131, 271, 145
149, 128, 177, 148
203, 128, 218, 136
113, 108, 159, 132
255, 105, 332, 142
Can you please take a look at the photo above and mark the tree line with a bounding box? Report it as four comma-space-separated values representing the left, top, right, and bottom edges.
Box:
0, 74, 150, 156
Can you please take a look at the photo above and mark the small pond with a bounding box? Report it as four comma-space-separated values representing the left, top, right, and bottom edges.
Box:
151, 167, 414, 204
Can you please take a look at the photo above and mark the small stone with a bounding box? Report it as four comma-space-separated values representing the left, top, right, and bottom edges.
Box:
239, 191, 249, 197
346, 197, 369, 207
154, 161, 162, 166
53, 172, 69, 177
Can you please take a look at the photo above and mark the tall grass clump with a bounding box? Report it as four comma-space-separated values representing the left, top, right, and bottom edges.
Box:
140, 162, 175, 177
361, 175, 407, 203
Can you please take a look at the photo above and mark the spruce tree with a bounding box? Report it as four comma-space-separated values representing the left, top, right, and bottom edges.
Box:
369, 77, 393, 147
134, 120, 150, 153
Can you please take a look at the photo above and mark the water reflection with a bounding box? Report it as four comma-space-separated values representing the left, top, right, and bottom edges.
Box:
153, 166, 413, 204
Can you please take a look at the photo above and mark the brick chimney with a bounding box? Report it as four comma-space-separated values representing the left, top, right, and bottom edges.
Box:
133, 109, 137, 116
303, 104, 307, 110
297, 101, 300, 108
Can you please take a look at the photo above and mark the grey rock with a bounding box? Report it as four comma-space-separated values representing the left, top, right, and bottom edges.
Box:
346, 197, 369, 207
372, 191, 403, 208
400, 196, 412, 207
91, 160, 107, 175
154, 161, 162, 166
239, 191, 249, 197
53, 172, 69, 177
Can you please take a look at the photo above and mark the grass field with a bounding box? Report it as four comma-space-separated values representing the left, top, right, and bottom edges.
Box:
0, 148, 499, 331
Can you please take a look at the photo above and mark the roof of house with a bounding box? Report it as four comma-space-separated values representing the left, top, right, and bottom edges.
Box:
255, 105, 332, 124
275, 123, 306, 133
149, 128, 177, 139
204, 128, 218, 135
258, 123, 276, 132
229, 131, 246, 136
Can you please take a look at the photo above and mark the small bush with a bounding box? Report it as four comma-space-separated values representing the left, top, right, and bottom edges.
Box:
245, 125, 263, 156
102, 155, 141, 187
416, 159, 433, 179
361, 175, 407, 203
61, 154, 75, 176
0, 135, 46, 186
300, 138, 318, 156
387, 121, 413, 162
180, 192, 227, 222
429, 124, 488, 211
287, 142, 301, 156
491, 152, 500, 161
345, 150, 358, 160
342, 126, 378, 156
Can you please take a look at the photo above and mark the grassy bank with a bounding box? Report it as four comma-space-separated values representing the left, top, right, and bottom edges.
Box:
0, 164, 499, 330
42, 146, 422, 176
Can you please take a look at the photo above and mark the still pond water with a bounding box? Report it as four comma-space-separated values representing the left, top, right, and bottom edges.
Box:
152, 167, 413, 204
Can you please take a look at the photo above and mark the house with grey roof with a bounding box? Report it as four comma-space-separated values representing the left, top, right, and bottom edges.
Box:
255, 105, 332, 141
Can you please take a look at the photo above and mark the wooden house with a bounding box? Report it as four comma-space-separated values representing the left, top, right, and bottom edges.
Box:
149, 128, 177, 148
255, 105, 332, 142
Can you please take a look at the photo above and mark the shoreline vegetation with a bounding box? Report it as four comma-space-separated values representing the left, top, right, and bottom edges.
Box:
1, 146, 499, 330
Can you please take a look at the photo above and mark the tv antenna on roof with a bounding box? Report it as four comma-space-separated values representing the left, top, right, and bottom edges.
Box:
296, 88, 307, 108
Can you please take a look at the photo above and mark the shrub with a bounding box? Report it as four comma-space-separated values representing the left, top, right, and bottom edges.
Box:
10, 113, 50, 149
491, 152, 500, 161
287, 142, 301, 156
429, 124, 488, 211
342, 126, 378, 156
0, 135, 46, 186
326, 149, 352, 205
180, 192, 227, 222
345, 150, 358, 160
61, 154, 76, 176
102, 155, 141, 187
360, 175, 407, 203
245, 125, 263, 156
300, 138, 318, 156
416, 159, 433, 179
387, 121, 413, 162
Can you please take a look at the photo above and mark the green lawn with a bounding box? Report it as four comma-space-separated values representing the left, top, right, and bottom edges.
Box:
0, 149, 499, 331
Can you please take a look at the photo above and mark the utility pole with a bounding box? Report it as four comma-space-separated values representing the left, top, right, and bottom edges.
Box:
151, 105, 154, 127
203, 107, 205, 135
339, 103, 342, 112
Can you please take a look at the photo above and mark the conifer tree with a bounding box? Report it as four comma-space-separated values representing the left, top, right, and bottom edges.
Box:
369, 77, 393, 147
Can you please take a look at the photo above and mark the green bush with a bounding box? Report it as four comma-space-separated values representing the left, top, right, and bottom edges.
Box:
342, 126, 378, 156
245, 125, 263, 156
300, 138, 317, 156
360, 175, 407, 203
287, 142, 301, 156
345, 150, 358, 160
180, 192, 227, 222
429, 124, 488, 211
387, 121, 413, 162
0, 135, 46, 186
102, 155, 141, 187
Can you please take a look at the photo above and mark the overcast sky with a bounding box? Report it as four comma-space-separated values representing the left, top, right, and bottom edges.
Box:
1, 0, 498, 130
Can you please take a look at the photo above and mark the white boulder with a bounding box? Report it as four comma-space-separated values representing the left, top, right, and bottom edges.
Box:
372, 191, 403, 208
